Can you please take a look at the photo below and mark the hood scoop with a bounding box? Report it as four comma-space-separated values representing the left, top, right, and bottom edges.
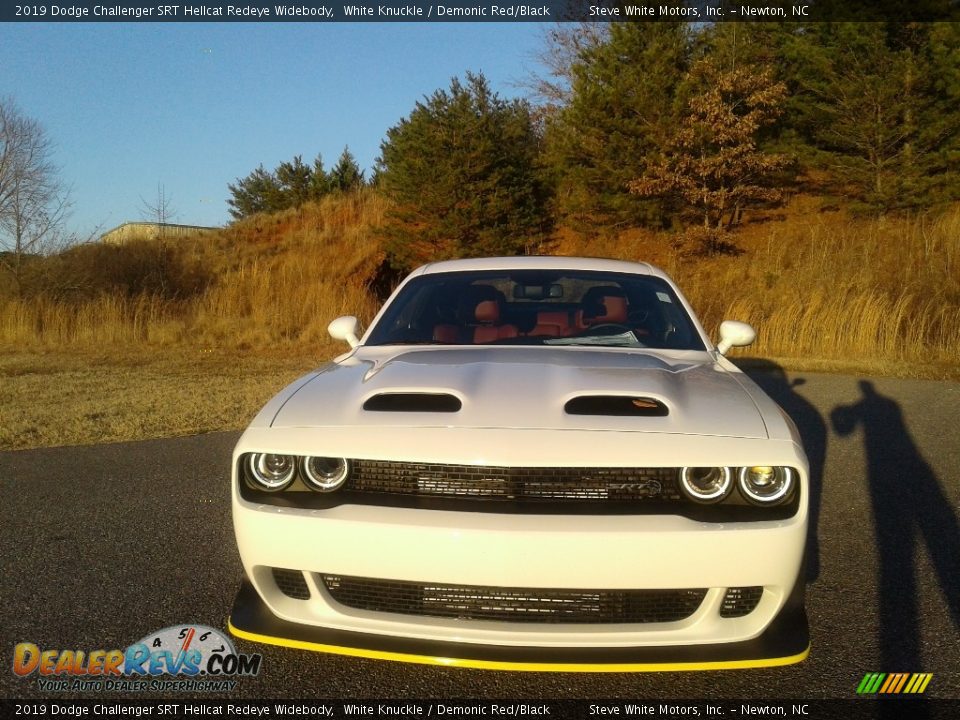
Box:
363, 393, 462, 413
565, 395, 668, 417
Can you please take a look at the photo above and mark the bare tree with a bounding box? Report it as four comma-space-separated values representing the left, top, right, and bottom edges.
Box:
140, 182, 177, 241
0, 98, 71, 297
517, 22, 608, 122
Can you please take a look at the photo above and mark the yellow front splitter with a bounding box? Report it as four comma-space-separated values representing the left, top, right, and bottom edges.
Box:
228, 579, 809, 672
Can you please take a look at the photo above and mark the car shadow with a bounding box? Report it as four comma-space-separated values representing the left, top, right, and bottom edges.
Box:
831, 380, 960, 708
741, 359, 827, 584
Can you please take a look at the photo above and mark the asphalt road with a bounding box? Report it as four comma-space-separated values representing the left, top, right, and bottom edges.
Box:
2, 367, 958, 703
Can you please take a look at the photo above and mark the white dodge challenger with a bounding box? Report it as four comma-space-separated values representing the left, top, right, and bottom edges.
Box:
229, 256, 809, 670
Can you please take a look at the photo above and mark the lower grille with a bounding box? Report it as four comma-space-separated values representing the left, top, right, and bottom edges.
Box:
321, 574, 706, 624
272, 568, 310, 600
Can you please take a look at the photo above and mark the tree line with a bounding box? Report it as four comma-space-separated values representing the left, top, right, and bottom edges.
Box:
369, 22, 958, 268
226, 147, 365, 219
534, 21, 960, 242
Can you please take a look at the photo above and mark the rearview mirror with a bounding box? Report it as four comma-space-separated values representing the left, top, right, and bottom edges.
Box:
328, 315, 360, 348
716, 320, 756, 355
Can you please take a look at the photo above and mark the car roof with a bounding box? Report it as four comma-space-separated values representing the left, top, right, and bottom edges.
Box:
414, 256, 668, 279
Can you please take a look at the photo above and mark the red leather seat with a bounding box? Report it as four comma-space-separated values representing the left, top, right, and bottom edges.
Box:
472, 300, 518, 343
433, 324, 459, 343
530, 310, 571, 337
575, 290, 629, 330
592, 296, 628, 324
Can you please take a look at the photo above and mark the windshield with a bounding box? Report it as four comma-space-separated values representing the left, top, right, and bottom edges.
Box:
365, 269, 706, 351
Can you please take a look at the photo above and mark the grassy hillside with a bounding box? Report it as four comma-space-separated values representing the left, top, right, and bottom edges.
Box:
0, 191, 386, 355
557, 198, 960, 377
2, 191, 957, 375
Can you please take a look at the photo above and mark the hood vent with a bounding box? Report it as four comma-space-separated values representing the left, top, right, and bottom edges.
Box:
363, 393, 462, 413
565, 395, 668, 417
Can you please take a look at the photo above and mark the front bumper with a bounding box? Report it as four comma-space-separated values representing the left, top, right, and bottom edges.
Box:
231, 501, 807, 668
228, 577, 809, 670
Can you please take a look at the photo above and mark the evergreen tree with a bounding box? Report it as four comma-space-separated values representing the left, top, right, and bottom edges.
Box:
378, 72, 551, 270
544, 22, 692, 228
309, 154, 331, 199
275, 155, 313, 209
227, 165, 283, 219
779, 22, 960, 211
919, 23, 960, 205
331, 147, 364, 192
228, 152, 340, 220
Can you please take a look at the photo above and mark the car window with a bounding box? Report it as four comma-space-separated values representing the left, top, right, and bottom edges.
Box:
366, 270, 706, 351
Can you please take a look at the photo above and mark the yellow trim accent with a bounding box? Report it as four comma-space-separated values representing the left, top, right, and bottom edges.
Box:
227, 620, 809, 673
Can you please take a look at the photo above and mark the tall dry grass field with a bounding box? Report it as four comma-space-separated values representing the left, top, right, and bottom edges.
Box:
681, 208, 960, 371
0, 191, 386, 354
2, 193, 958, 375
559, 203, 960, 375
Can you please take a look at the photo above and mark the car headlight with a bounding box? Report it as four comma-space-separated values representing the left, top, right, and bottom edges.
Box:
679, 466, 733, 503
246, 453, 296, 491
738, 466, 794, 504
301, 456, 350, 492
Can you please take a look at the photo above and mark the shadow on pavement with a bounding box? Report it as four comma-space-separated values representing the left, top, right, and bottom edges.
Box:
832, 381, 960, 661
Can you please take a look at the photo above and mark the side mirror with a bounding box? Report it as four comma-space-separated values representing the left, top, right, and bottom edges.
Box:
716, 320, 756, 356
327, 315, 360, 348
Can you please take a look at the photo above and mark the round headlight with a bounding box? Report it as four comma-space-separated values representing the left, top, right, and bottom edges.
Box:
679, 466, 733, 503
246, 453, 296, 491
738, 466, 794, 504
301, 456, 349, 492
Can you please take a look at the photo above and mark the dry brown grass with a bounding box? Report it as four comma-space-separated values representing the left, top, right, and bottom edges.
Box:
0, 349, 321, 451
556, 200, 960, 375
0, 190, 386, 351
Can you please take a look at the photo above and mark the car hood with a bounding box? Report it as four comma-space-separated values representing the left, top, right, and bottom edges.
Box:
266, 347, 768, 439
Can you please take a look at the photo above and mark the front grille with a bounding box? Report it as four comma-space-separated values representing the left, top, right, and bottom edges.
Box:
720, 586, 763, 618
347, 461, 681, 503
272, 568, 310, 599
321, 574, 706, 624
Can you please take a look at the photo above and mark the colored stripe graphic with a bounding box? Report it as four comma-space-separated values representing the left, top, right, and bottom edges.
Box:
858, 673, 932, 694
857, 673, 886, 694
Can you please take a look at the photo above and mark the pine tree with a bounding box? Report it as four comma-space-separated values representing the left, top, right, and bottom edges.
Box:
275, 155, 313, 209
780, 22, 960, 211
227, 165, 283, 219
227, 153, 338, 219
378, 72, 551, 270
309, 154, 331, 199
544, 22, 691, 228
330, 147, 364, 192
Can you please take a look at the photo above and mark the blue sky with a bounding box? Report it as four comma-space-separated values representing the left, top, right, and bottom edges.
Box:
0, 23, 548, 237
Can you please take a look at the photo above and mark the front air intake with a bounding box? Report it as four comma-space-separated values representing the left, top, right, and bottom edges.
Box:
565, 395, 668, 417
272, 568, 310, 599
363, 393, 462, 413
720, 586, 763, 618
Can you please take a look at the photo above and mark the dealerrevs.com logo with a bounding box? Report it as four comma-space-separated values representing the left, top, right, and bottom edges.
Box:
12, 624, 262, 692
